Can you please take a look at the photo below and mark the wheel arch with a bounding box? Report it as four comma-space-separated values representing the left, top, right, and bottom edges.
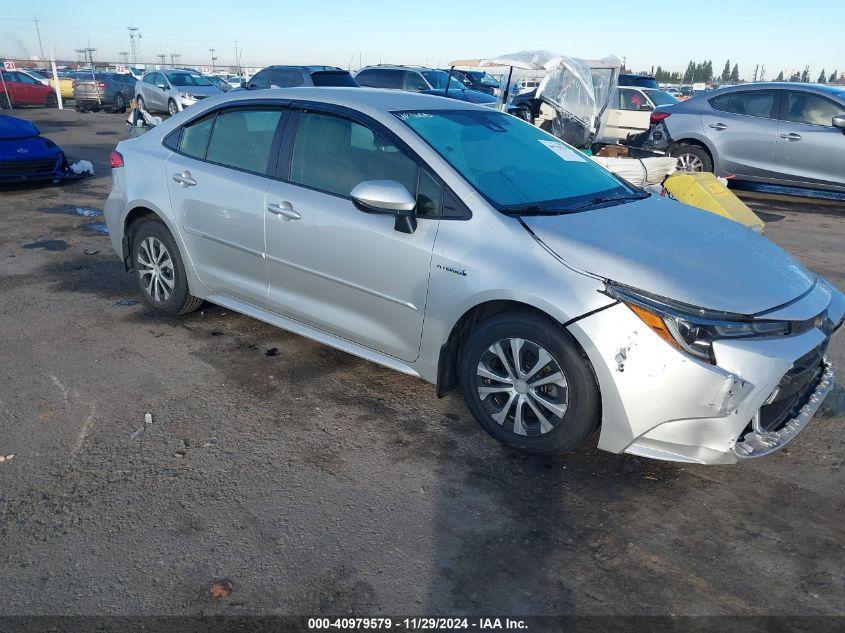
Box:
669, 136, 716, 169
122, 205, 181, 272
435, 298, 590, 398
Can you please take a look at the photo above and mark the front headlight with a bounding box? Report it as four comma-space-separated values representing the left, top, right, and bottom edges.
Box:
178, 91, 195, 100
608, 283, 792, 363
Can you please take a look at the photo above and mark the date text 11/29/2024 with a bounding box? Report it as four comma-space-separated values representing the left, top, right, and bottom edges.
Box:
307, 617, 528, 630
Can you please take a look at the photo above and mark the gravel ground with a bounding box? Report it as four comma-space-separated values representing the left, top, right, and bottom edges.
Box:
1, 108, 844, 618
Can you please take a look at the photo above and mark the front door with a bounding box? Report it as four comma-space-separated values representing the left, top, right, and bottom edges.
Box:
264, 109, 439, 362
165, 106, 286, 304
772, 90, 845, 190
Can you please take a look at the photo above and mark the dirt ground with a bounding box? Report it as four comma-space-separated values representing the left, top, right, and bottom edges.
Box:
1, 107, 844, 619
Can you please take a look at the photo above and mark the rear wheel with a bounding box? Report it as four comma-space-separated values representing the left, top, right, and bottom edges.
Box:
45, 92, 57, 108
112, 93, 126, 113
459, 312, 600, 455
131, 220, 202, 316
670, 143, 713, 173
167, 99, 179, 116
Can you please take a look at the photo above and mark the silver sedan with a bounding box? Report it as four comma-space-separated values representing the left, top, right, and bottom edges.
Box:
104, 88, 845, 464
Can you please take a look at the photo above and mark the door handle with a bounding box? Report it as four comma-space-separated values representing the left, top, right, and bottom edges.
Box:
267, 201, 301, 220
779, 132, 802, 141
708, 122, 727, 130
172, 171, 197, 187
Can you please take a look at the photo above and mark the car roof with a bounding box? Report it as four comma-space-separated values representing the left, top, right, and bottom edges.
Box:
703, 82, 845, 97
358, 65, 433, 72
193, 86, 491, 116
265, 65, 344, 73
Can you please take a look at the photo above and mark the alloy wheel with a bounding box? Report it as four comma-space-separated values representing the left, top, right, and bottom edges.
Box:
676, 152, 704, 172
137, 236, 175, 303
476, 337, 569, 436
168, 100, 178, 115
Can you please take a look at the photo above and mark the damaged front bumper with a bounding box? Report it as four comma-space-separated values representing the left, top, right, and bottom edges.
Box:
566, 289, 842, 465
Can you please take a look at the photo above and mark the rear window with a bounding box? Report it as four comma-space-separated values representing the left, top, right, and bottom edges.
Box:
355, 69, 403, 89
311, 71, 358, 87
205, 109, 282, 174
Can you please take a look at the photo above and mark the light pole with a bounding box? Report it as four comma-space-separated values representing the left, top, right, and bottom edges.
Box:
209, 48, 216, 72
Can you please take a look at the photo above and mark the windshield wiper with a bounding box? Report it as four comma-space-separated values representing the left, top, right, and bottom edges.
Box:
571, 192, 650, 211
499, 205, 577, 216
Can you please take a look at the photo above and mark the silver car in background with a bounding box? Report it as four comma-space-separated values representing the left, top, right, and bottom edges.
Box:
645, 83, 845, 192
135, 69, 223, 115
104, 88, 844, 464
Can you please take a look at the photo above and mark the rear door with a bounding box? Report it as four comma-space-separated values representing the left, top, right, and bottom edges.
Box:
263, 107, 440, 362
166, 105, 287, 304
772, 91, 845, 190
615, 88, 653, 137
701, 90, 779, 177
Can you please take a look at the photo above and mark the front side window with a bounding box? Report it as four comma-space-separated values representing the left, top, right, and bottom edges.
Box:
709, 91, 776, 119
786, 92, 845, 127
420, 70, 464, 91
396, 110, 629, 212
178, 114, 215, 159
290, 112, 417, 197
143, 73, 156, 85
402, 72, 428, 92
205, 109, 283, 174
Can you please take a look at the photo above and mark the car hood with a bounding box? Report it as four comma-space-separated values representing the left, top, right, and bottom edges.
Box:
522, 196, 814, 315
0, 114, 38, 140
176, 85, 221, 97
423, 88, 497, 105
0, 135, 63, 162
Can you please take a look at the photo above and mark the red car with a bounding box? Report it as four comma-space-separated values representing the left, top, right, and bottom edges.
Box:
0, 71, 57, 108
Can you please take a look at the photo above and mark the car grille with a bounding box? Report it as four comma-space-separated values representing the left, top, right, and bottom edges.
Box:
758, 342, 828, 432
0, 158, 58, 176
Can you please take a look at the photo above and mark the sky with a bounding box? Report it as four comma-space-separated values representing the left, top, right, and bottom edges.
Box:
1, 0, 843, 79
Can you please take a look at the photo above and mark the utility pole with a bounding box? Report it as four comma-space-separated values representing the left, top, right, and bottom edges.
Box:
234, 40, 240, 74
119, 51, 130, 64
170, 53, 181, 68
156, 53, 167, 68
33, 16, 45, 60
760, 65, 766, 82
753, 64, 759, 82
128, 25, 142, 64
209, 48, 216, 71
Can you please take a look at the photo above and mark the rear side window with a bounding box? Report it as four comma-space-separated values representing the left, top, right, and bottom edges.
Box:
270, 69, 304, 88
786, 92, 845, 126
402, 71, 428, 92
618, 89, 648, 111
311, 71, 358, 87
206, 109, 283, 174
178, 114, 215, 159
355, 69, 403, 89
709, 91, 776, 119
290, 111, 417, 197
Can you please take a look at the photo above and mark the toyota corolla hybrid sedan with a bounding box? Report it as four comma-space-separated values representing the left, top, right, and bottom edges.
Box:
104, 88, 845, 464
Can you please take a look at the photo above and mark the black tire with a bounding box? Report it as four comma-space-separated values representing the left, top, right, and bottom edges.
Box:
670, 143, 713, 173
136, 95, 145, 111
112, 93, 126, 113
74, 103, 88, 113
1, 95, 12, 109
45, 92, 58, 108
167, 99, 178, 116
459, 312, 600, 455
130, 219, 202, 316
515, 106, 534, 125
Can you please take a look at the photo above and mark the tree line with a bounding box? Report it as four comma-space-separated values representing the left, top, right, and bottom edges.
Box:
648, 60, 842, 85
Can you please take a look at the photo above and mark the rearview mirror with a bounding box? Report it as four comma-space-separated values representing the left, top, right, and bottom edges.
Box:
833, 115, 845, 132
351, 180, 417, 234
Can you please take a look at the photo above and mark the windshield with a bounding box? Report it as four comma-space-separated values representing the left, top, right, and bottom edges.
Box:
421, 70, 465, 92
395, 110, 631, 212
644, 89, 679, 106
166, 72, 212, 87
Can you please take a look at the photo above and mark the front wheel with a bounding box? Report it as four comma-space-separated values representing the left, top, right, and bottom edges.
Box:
136, 95, 146, 111
459, 312, 600, 455
112, 93, 126, 113
167, 99, 179, 116
45, 92, 57, 108
131, 220, 202, 316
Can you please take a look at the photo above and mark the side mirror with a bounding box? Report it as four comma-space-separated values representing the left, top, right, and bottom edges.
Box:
157, 83, 167, 90
351, 180, 417, 234
241, 81, 248, 89
833, 115, 845, 132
